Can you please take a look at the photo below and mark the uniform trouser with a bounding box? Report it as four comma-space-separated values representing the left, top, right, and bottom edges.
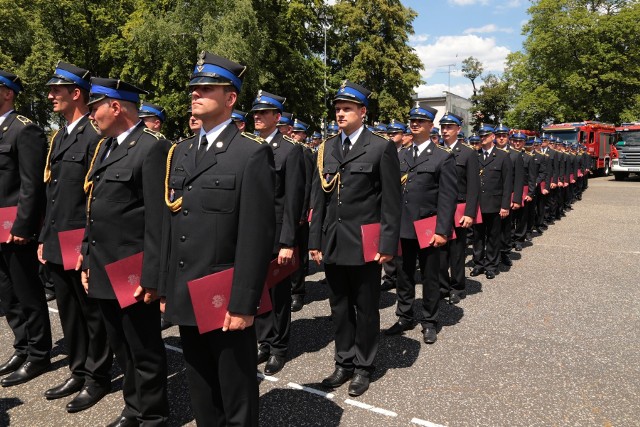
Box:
180, 325, 258, 427
556, 184, 565, 215
98, 299, 168, 426
472, 212, 502, 272
535, 188, 546, 227
48, 262, 112, 387
397, 239, 440, 327
545, 187, 557, 220
439, 226, 468, 298
290, 223, 309, 297
514, 200, 532, 242
526, 196, 537, 233
575, 178, 583, 197
0, 242, 52, 363
381, 259, 398, 285
325, 262, 381, 377
255, 269, 291, 357
500, 211, 514, 255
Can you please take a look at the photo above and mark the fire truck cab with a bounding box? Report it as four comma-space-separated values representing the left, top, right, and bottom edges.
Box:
542, 122, 617, 176
613, 123, 640, 181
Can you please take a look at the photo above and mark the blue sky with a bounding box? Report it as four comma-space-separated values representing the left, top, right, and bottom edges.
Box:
402, 0, 531, 99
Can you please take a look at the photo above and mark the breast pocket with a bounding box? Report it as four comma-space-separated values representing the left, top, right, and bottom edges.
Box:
0, 144, 15, 170
104, 168, 134, 203
60, 151, 86, 182
201, 174, 236, 214
416, 164, 438, 188
349, 162, 373, 174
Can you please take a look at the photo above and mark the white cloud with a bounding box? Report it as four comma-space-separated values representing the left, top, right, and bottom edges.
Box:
409, 34, 430, 44
412, 34, 511, 80
463, 24, 514, 34
448, 0, 489, 5
415, 83, 475, 99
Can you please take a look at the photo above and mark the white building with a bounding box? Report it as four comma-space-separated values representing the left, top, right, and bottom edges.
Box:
412, 91, 473, 136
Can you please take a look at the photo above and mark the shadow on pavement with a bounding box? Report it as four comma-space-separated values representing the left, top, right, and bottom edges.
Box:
288, 315, 334, 361
0, 397, 22, 426
373, 334, 421, 382
465, 279, 482, 297
259, 388, 343, 426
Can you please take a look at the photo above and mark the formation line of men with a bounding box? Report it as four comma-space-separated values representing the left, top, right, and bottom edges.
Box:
0, 50, 590, 426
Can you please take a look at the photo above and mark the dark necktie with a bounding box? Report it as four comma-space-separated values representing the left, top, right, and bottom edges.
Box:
413, 145, 419, 161
342, 137, 351, 158
483, 150, 488, 161
101, 138, 116, 161
196, 136, 208, 165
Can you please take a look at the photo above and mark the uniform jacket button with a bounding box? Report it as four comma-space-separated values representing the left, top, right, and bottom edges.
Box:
91, 240, 96, 246
183, 209, 189, 216
180, 235, 186, 242
179, 261, 184, 268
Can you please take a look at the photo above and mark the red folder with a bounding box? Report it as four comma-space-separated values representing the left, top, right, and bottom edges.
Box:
361, 223, 402, 262
187, 268, 273, 335
104, 251, 144, 309
0, 206, 18, 242
454, 203, 482, 226
57, 228, 85, 270
413, 216, 457, 248
307, 209, 313, 223
265, 248, 299, 289
577, 169, 583, 178
570, 173, 575, 182
540, 181, 547, 191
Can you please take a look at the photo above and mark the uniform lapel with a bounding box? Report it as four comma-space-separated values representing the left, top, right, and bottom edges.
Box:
53, 115, 90, 160
341, 128, 370, 164
185, 123, 238, 183
99, 123, 144, 170
0, 113, 18, 144
412, 142, 434, 167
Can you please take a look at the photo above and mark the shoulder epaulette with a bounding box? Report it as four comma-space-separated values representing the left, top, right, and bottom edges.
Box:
496, 147, 509, 152
282, 134, 297, 145
89, 120, 100, 133
143, 128, 163, 140
174, 134, 195, 145
436, 144, 452, 152
16, 115, 32, 125
241, 132, 265, 144
463, 143, 474, 149
526, 151, 534, 156
371, 131, 388, 140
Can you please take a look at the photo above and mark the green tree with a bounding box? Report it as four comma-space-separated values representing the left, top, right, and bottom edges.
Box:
461, 56, 483, 99
512, 0, 640, 125
328, 0, 423, 122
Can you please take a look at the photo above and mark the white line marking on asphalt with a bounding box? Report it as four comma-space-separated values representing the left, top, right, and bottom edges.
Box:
344, 399, 397, 417
287, 382, 334, 399
48, 307, 59, 313
256, 372, 278, 382
411, 418, 446, 427
164, 344, 183, 354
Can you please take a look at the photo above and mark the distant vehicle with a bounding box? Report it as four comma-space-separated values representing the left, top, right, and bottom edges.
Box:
613, 123, 640, 181
542, 121, 617, 176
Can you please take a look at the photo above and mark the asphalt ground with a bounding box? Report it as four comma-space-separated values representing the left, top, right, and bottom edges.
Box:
1, 175, 639, 426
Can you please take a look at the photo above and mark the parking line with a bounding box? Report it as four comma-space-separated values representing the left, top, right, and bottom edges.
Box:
344, 399, 397, 417
411, 418, 446, 427
287, 382, 334, 399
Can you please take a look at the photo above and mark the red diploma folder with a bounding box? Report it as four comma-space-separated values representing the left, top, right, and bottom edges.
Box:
361, 223, 402, 262
57, 228, 85, 270
570, 173, 575, 182
0, 206, 18, 242
104, 252, 144, 309
454, 203, 483, 226
540, 181, 547, 191
307, 209, 313, 223
577, 169, 583, 178
265, 248, 299, 289
187, 268, 273, 335
413, 216, 457, 248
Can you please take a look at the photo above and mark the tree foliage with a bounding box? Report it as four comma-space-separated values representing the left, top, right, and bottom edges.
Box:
1, 0, 422, 138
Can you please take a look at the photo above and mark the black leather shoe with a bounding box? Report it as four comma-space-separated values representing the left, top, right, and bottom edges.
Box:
422, 326, 437, 344
501, 255, 513, 266
45, 377, 85, 400
525, 233, 533, 241
448, 293, 463, 305
469, 267, 485, 277
160, 315, 173, 331
347, 374, 370, 397
380, 280, 395, 291
321, 367, 353, 388
485, 270, 496, 280
291, 295, 304, 312
514, 243, 523, 252
257, 349, 269, 365
0, 354, 26, 376
66, 385, 109, 413
264, 355, 285, 376
45, 292, 56, 302
1, 360, 50, 387
106, 415, 138, 427
540, 224, 548, 230
384, 319, 416, 335
535, 227, 544, 234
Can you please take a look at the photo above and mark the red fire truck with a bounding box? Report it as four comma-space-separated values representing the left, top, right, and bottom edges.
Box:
542, 121, 617, 176
613, 123, 640, 180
